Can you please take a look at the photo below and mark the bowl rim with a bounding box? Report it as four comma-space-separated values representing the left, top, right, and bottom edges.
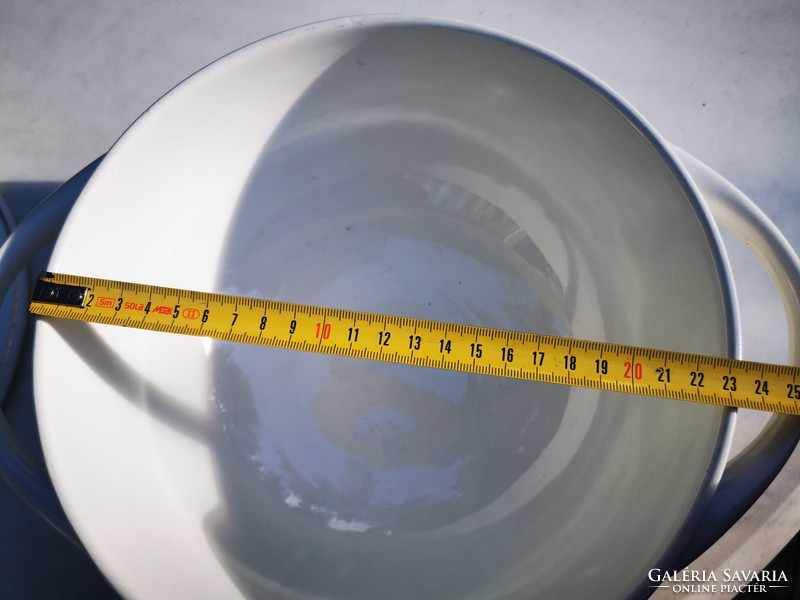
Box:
35, 14, 739, 599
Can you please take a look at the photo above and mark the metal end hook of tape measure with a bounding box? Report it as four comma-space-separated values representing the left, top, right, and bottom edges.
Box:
27, 271, 800, 416
31, 272, 89, 308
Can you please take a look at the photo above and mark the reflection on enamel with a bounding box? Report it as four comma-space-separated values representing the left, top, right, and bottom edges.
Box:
327, 517, 371, 533
203, 335, 214, 357
284, 493, 302, 508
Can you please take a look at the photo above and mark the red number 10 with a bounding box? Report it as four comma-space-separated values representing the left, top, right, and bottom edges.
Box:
316, 322, 331, 339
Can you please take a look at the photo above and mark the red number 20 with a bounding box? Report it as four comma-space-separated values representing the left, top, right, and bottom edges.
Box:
624, 361, 643, 380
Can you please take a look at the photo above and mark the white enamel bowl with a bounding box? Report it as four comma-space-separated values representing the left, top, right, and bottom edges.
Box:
34, 18, 738, 599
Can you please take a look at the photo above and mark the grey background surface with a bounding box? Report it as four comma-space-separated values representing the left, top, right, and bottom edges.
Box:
1, 1, 798, 598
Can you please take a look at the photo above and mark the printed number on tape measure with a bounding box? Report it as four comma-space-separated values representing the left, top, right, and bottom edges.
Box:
28, 271, 800, 416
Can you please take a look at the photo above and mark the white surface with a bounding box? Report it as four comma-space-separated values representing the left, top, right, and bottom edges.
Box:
32, 18, 737, 599
1, 1, 798, 598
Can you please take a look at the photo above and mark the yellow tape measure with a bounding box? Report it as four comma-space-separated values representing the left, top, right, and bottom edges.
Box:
28, 271, 800, 416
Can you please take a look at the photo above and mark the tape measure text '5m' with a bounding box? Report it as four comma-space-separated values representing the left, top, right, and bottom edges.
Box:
28, 271, 800, 416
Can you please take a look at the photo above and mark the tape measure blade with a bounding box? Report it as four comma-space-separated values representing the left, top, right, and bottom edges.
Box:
27, 271, 800, 416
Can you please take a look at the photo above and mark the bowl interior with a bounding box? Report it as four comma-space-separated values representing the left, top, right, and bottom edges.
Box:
36, 19, 730, 600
